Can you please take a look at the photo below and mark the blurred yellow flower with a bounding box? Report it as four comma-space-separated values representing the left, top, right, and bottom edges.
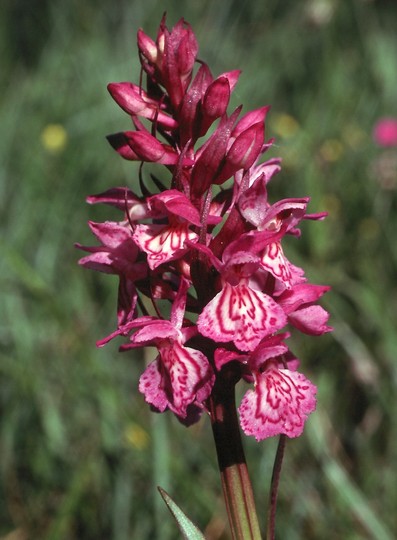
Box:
358, 218, 380, 241
282, 147, 302, 169
319, 139, 344, 162
320, 193, 341, 218
124, 422, 149, 450
41, 123, 68, 153
271, 113, 300, 139
342, 124, 367, 150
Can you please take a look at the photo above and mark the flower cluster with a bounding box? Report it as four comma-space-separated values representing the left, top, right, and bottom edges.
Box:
77, 16, 331, 440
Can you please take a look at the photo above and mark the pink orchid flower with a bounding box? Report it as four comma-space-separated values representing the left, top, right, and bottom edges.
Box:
373, 117, 397, 147
78, 16, 331, 443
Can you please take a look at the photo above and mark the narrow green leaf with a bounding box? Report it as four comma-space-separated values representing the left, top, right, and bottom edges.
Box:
157, 487, 206, 540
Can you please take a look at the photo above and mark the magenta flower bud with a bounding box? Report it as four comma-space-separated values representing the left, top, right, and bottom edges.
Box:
179, 63, 214, 145
232, 106, 270, 138
231, 122, 265, 168
126, 131, 179, 164
219, 70, 241, 92
219, 122, 265, 182
137, 28, 158, 64
191, 108, 241, 195
106, 132, 140, 160
174, 22, 198, 78
161, 19, 198, 109
107, 82, 178, 129
202, 77, 231, 121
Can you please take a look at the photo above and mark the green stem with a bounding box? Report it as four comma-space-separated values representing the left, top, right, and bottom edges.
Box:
209, 372, 262, 540
266, 435, 286, 540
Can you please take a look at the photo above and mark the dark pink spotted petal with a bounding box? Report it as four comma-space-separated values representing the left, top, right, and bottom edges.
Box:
137, 28, 158, 65
133, 320, 179, 343
197, 282, 287, 352
239, 364, 317, 440
97, 315, 158, 348
191, 109, 240, 195
260, 242, 305, 289
86, 221, 133, 249
162, 19, 198, 108
86, 188, 150, 221
162, 343, 214, 416
139, 359, 169, 413
227, 122, 265, 170
199, 76, 231, 136
158, 342, 214, 417
238, 170, 269, 227
218, 70, 240, 92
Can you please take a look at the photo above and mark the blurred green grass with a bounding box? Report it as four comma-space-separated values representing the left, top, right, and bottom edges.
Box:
1, 0, 397, 538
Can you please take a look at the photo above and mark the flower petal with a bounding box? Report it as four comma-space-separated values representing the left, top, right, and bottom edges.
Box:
139, 343, 214, 418
197, 282, 287, 351
260, 242, 305, 289
163, 343, 214, 415
149, 190, 201, 226
107, 82, 177, 129
133, 223, 198, 269
126, 131, 179, 164
133, 320, 179, 343
239, 364, 317, 440
139, 359, 169, 412
117, 276, 138, 327
288, 305, 332, 335
278, 283, 330, 313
